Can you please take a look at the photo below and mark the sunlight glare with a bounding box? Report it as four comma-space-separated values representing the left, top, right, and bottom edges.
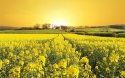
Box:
52, 19, 67, 26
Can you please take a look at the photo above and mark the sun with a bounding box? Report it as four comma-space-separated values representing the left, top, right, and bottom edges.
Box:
52, 20, 67, 26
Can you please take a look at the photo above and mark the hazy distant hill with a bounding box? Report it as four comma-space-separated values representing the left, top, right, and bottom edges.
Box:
0, 26, 19, 30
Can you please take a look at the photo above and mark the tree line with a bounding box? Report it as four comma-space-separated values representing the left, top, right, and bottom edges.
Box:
18, 23, 69, 30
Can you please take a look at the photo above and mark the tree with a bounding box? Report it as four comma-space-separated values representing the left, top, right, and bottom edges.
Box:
42, 23, 51, 29
61, 26, 68, 30
33, 24, 40, 29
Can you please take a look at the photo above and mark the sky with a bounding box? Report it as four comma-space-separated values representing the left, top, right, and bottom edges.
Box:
0, 0, 125, 27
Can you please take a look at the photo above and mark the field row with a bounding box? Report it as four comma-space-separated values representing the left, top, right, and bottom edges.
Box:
0, 34, 125, 78
64, 34, 125, 78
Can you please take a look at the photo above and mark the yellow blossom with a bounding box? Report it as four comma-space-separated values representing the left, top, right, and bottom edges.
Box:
109, 54, 119, 63
37, 55, 46, 66
95, 66, 98, 70
106, 67, 110, 73
0, 60, 2, 70
80, 57, 89, 64
9, 66, 20, 78
120, 71, 125, 78
3, 59, 9, 64
24, 62, 36, 72
58, 59, 67, 69
19, 60, 24, 66
67, 65, 79, 78
53, 64, 59, 69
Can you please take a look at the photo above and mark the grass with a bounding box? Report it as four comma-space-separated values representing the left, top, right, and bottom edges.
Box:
75, 28, 124, 32
0, 29, 68, 34
117, 33, 125, 38
0, 28, 125, 38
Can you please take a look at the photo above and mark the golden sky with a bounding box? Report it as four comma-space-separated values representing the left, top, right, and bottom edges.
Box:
0, 0, 125, 26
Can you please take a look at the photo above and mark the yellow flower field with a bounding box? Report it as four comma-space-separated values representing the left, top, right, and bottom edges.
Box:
64, 34, 125, 78
0, 34, 125, 78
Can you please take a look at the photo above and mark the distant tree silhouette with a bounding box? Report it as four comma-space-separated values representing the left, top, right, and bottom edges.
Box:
33, 24, 40, 29
42, 23, 51, 29
55, 26, 61, 30
61, 26, 68, 30
109, 25, 125, 29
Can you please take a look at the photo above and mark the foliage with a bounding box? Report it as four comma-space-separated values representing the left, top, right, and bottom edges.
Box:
64, 34, 125, 78
0, 30, 67, 34
0, 34, 125, 78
